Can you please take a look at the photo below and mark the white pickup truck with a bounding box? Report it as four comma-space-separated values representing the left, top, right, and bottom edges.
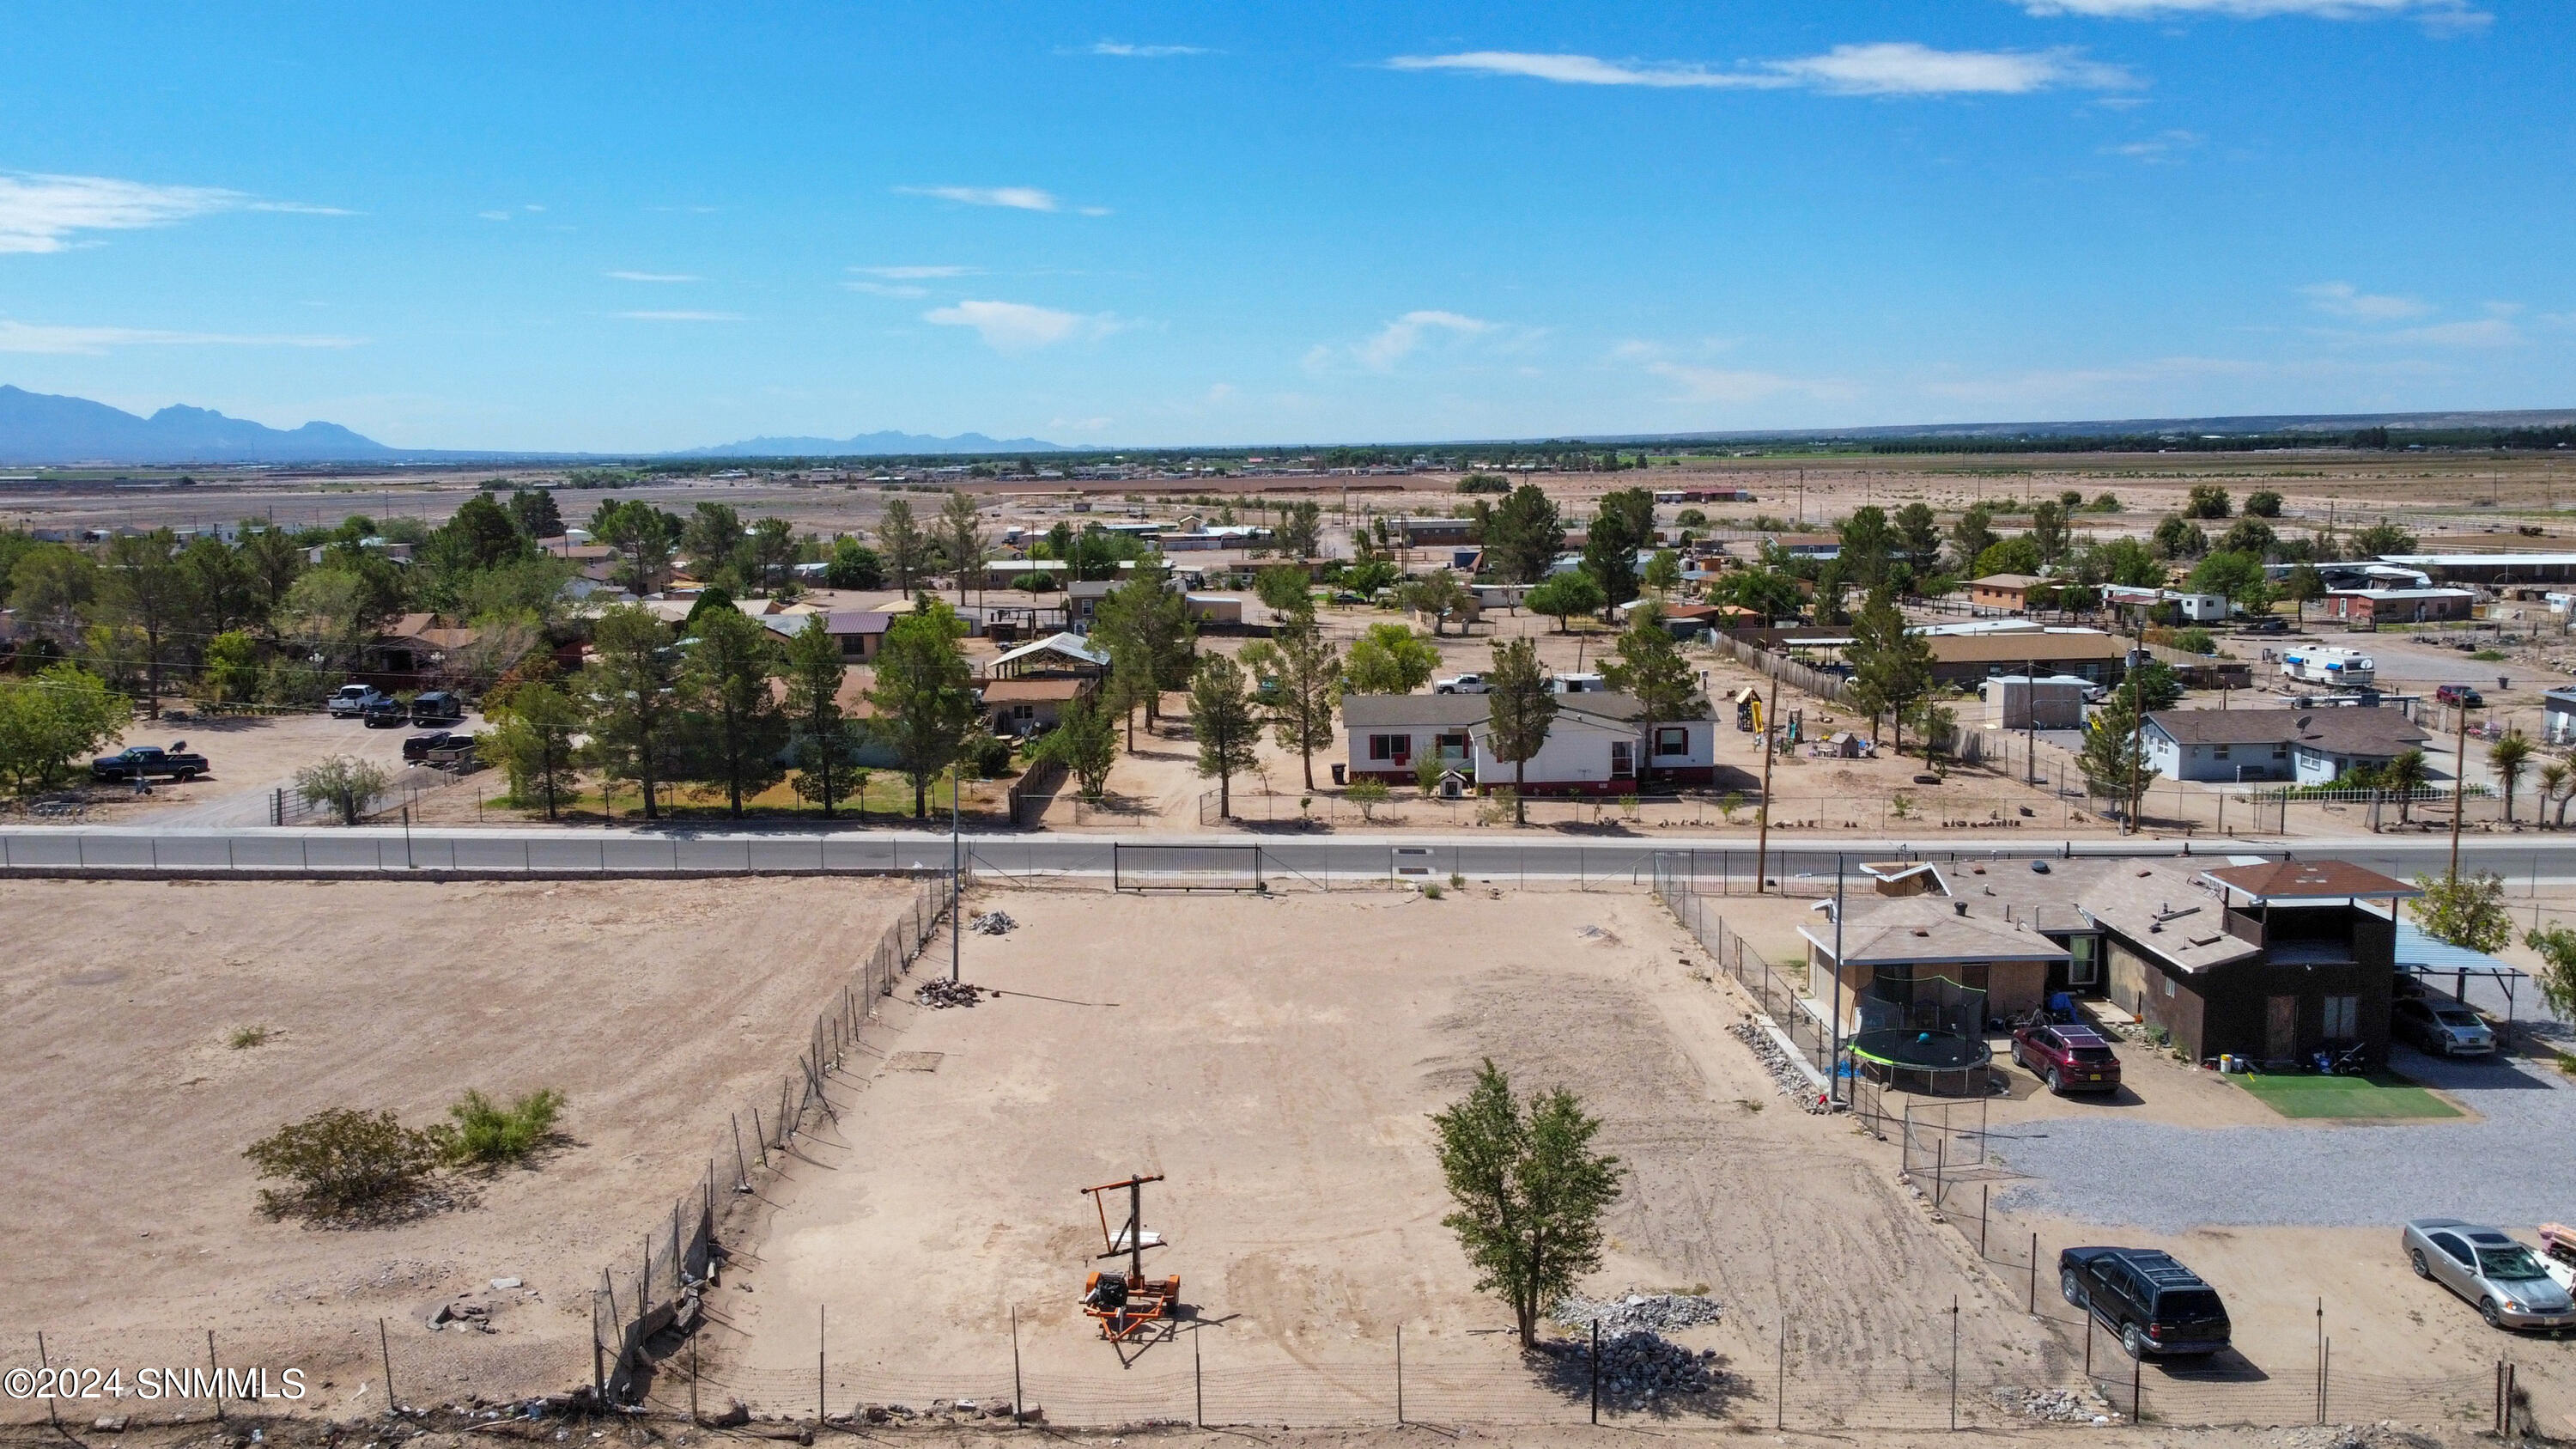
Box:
1433, 673, 1489, 695
328, 685, 389, 718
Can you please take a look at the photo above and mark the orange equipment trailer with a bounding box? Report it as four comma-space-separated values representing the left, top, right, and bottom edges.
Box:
1078, 1173, 1179, 1342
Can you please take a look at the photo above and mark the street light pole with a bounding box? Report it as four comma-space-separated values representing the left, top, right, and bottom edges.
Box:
951, 768, 963, 983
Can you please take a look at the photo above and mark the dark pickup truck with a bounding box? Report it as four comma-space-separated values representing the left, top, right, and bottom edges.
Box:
2060, 1246, 2232, 1359
90, 745, 210, 782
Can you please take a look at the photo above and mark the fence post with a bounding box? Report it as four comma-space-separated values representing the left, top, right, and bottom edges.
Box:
1395, 1324, 1404, 1426
37, 1331, 56, 1428
592, 1297, 605, 1405
209, 1330, 224, 1422
1012, 1306, 1024, 1426
1589, 1318, 1601, 1424
380, 1317, 397, 1416
1775, 1317, 1786, 1431
1194, 1330, 1205, 1428
817, 1304, 827, 1427
2029, 1233, 2038, 1313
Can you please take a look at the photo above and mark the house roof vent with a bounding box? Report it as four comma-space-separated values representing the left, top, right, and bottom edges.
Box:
1954, 900, 1969, 916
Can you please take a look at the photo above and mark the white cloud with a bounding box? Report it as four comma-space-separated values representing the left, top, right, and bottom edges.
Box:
2301, 281, 2433, 320
1087, 40, 1212, 57
922, 299, 1118, 352
0, 321, 361, 354
1357, 310, 1491, 369
2020, 0, 2483, 26
844, 281, 927, 298
2105, 129, 2204, 162
0, 173, 347, 254
1386, 43, 2136, 96
2385, 317, 2519, 347
1648, 362, 1824, 404
896, 186, 1062, 212
477, 210, 513, 222
1048, 415, 1115, 431
606, 271, 700, 283
615, 310, 744, 322
854, 265, 977, 279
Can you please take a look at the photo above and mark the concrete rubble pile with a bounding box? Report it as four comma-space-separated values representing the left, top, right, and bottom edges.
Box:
1536, 1330, 1722, 1407
1549, 1292, 1723, 1336
1727, 1020, 1830, 1112
1990, 1385, 2113, 1423
914, 979, 987, 1008
969, 910, 1018, 935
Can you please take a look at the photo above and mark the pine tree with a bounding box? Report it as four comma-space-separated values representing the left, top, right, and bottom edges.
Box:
1188, 653, 1262, 818
1482, 637, 1558, 825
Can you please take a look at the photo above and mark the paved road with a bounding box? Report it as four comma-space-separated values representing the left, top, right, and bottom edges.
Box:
6, 823, 2576, 885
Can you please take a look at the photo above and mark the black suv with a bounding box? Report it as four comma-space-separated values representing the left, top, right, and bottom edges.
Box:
2059, 1247, 2231, 1358
361, 697, 410, 728
411, 690, 465, 725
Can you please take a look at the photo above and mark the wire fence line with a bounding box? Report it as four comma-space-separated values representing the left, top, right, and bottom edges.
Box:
590, 873, 957, 1406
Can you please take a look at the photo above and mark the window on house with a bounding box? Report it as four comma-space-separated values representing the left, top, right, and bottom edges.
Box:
2272, 743, 2288, 758
1655, 727, 1690, 758
1610, 740, 1635, 777
1369, 734, 1411, 762
2323, 995, 2360, 1039
2213, 745, 2231, 760
1435, 732, 1471, 759
1013, 704, 1034, 721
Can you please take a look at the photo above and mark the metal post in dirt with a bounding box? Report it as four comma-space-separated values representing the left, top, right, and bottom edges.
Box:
751, 1105, 769, 1167
817, 1304, 826, 1427
1756, 679, 1777, 891
2131, 1345, 2142, 1423
1775, 1317, 1785, 1431
1830, 854, 1846, 1105
1012, 1306, 1024, 1426
1948, 1298, 1959, 1431
690, 1331, 701, 1425
1589, 1318, 1601, 1424
209, 1329, 224, 1422
2029, 1233, 2038, 1314
37, 1332, 56, 1428
1194, 1329, 1204, 1428
951, 771, 962, 983
732, 1114, 750, 1190
1980, 1184, 1990, 1258
380, 1317, 397, 1416
592, 1299, 605, 1406
2315, 1299, 2324, 1424
1395, 1324, 1404, 1426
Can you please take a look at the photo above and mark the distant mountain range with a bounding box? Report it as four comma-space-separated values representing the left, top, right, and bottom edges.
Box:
0, 384, 399, 464
675, 429, 1070, 457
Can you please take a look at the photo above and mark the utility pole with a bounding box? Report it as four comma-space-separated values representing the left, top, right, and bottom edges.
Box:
2124, 616, 2148, 835
951, 768, 963, 983
1756, 678, 1779, 893
2450, 699, 2473, 882
1831, 854, 1846, 1105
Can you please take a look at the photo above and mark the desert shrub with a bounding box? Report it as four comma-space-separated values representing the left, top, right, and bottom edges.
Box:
295, 756, 391, 825
445, 1088, 566, 1167
962, 733, 1017, 780
228, 1026, 270, 1050
245, 1108, 450, 1223
2172, 627, 2218, 656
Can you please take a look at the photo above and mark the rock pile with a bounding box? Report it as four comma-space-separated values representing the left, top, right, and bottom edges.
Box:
1728, 1020, 1830, 1112
1990, 1386, 2106, 1423
914, 979, 987, 1008
1535, 1330, 1722, 1407
1549, 1292, 1722, 1336
969, 910, 1018, 935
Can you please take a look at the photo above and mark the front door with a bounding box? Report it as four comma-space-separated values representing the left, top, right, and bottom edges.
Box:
2265, 994, 2299, 1061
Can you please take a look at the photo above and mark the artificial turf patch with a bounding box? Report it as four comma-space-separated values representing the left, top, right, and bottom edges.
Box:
2233, 1071, 2463, 1119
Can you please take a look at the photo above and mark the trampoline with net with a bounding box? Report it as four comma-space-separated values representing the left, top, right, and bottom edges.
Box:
1848, 971, 1991, 1095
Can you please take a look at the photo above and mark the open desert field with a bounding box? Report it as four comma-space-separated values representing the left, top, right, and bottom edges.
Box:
0, 875, 920, 1419
698, 888, 2069, 1431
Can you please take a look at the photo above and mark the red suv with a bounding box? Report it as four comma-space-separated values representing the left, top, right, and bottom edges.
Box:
2011, 1023, 2123, 1094
2434, 684, 2483, 708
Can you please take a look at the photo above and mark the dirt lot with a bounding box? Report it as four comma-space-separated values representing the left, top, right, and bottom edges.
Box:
0, 709, 467, 827
704, 889, 2067, 1429
0, 876, 917, 1414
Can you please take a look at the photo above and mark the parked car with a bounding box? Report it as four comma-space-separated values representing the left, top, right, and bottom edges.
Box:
403, 730, 461, 763
2393, 997, 2496, 1056
361, 697, 410, 728
89, 745, 209, 782
1434, 673, 1489, 695
2241, 618, 2288, 635
2059, 1247, 2232, 1358
328, 685, 388, 718
410, 690, 465, 725
2011, 1023, 2123, 1094
2434, 684, 2485, 708
2403, 1219, 2576, 1330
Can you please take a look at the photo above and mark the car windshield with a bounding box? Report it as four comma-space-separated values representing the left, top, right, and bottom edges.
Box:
2479, 1246, 2549, 1280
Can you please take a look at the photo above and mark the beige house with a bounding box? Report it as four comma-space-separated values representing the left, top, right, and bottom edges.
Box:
1800, 894, 2069, 1033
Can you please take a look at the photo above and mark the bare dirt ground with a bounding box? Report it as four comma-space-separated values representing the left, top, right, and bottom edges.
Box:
704, 889, 2068, 1431
0, 876, 917, 1417
0, 711, 452, 827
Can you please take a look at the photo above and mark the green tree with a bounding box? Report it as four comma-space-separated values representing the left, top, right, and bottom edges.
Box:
1893, 502, 1943, 580
2152, 515, 2209, 561
1401, 571, 1476, 635
867, 604, 981, 818
939, 490, 986, 606
780, 614, 864, 818
2348, 519, 2417, 557
2078, 684, 2158, 823
239, 527, 306, 632
681, 606, 788, 818
1187, 652, 1262, 818
481, 679, 585, 820
1279, 500, 1323, 560
2244, 489, 2283, 519
179, 533, 258, 636
681, 502, 747, 586
1949, 504, 1999, 572
1344, 622, 1441, 693
877, 498, 933, 591
2029, 499, 2071, 566
1037, 694, 1120, 801
1241, 624, 1343, 791
2092, 536, 2166, 588
428, 493, 533, 577
1524, 571, 1605, 633
594, 499, 677, 595
1600, 602, 1704, 782
2284, 563, 2326, 623
1255, 564, 1315, 624
507, 487, 564, 539
1845, 587, 1935, 753
2412, 870, 2512, 954
1643, 548, 1683, 595
2488, 728, 2536, 825
2189, 550, 2275, 617
1091, 565, 1198, 723
1711, 566, 1804, 624
1481, 636, 1558, 825
1838, 505, 1895, 590
0, 664, 131, 792
2182, 484, 2232, 520
201, 630, 263, 703
581, 604, 686, 819
1482, 484, 1564, 584
823, 537, 885, 589
296, 755, 392, 825
2218, 518, 2277, 559
1582, 488, 1655, 612
1431, 1059, 1624, 1350
98, 530, 192, 716
2523, 926, 2576, 1020
1971, 536, 2043, 578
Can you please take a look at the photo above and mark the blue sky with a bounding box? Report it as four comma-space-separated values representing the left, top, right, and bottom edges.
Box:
0, 0, 2566, 451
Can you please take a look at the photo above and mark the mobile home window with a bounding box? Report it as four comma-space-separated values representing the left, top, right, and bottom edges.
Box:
1369, 734, 1411, 761
1610, 740, 1635, 777
1654, 727, 1689, 758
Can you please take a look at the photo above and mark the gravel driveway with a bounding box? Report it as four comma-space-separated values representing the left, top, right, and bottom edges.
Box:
1994, 1047, 2576, 1231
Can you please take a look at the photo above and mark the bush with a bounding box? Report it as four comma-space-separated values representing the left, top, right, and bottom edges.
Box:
228, 1026, 270, 1050
2089, 493, 2123, 513
245, 1108, 450, 1223
1456, 472, 1510, 495
446, 1088, 566, 1167
296, 756, 392, 825
1674, 508, 1707, 527
2245, 490, 2283, 518
1011, 571, 1060, 594
962, 733, 1018, 780
2172, 627, 2218, 655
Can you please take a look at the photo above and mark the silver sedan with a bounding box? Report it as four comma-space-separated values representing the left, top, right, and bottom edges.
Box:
2403, 1218, 2576, 1330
